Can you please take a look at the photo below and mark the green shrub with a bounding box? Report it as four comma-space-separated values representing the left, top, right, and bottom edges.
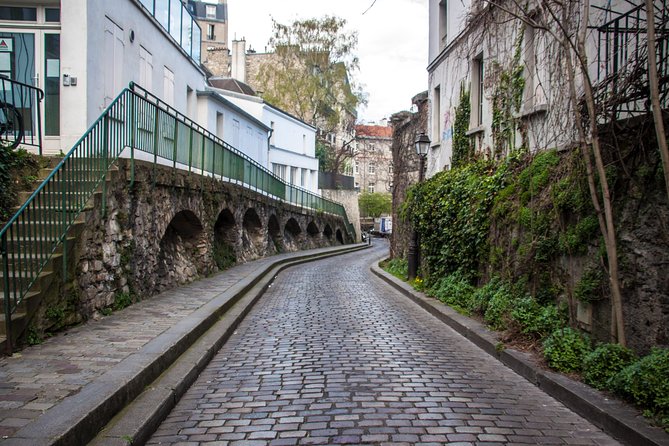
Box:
542, 327, 591, 372
518, 149, 560, 193
113, 292, 133, 311
482, 280, 518, 330
583, 343, 636, 390
430, 271, 475, 314
511, 297, 567, 338
213, 238, 236, 270
384, 258, 408, 280
574, 266, 604, 303
610, 348, 669, 417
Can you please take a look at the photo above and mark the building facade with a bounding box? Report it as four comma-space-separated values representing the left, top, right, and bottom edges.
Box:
0, 0, 273, 164
426, 0, 642, 177
209, 80, 320, 193
352, 124, 393, 194
188, 0, 230, 77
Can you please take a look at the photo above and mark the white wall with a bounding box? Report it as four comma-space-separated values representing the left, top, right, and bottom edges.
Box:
58, 0, 206, 151
197, 91, 270, 166
211, 88, 320, 192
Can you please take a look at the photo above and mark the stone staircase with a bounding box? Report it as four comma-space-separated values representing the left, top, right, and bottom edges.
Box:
0, 158, 114, 352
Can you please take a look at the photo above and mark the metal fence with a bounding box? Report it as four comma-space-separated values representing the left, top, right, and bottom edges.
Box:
594, 0, 669, 119
0, 76, 44, 152
1, 82, 354, 351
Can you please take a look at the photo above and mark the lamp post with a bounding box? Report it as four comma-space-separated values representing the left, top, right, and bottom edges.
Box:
407, 132, 430, 281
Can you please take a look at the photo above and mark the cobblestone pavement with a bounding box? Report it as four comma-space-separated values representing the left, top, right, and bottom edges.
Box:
148, 241, 621, 446
0, 249, 330, 439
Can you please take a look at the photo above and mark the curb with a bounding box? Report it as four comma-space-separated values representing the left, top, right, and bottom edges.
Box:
6, 244, 368, 446
370, 261, 669, 446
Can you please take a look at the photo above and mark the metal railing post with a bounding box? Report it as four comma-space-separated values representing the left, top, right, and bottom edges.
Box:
130, 92, 136, 188
2, 233, 12, 355
153, 104, 159, 188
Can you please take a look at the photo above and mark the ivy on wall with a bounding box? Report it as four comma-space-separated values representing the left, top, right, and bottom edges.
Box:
451, 85, 472, 169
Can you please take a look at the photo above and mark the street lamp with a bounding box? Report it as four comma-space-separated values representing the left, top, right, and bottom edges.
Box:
407, 132, 430, 281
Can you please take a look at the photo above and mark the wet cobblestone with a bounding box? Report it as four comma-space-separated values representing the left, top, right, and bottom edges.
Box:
148, 241, 621, 445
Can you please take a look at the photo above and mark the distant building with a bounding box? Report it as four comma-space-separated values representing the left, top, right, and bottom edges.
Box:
209, 77, 320, 193
353, 124, 393, 194
188, 0, 230, 77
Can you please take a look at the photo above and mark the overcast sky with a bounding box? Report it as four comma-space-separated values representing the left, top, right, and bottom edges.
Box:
227, 0, 429, 124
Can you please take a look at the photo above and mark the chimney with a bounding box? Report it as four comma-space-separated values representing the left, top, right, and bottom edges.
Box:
231, 39, 246, 82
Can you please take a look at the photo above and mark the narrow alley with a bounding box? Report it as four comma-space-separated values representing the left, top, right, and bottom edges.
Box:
147, 241, 620, 445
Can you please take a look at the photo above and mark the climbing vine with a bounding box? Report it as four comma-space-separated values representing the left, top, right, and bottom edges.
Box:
490, 32, 526, 156
451, 86, 472, 168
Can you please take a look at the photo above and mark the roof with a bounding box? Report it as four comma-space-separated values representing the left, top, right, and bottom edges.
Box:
355, 125, 392, 139
208, 77, 257, 96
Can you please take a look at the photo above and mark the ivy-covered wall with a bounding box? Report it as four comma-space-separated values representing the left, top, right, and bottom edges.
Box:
405, 118, 669, 355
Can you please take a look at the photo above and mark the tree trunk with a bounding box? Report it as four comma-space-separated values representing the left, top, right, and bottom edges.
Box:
645, 0, 669, 203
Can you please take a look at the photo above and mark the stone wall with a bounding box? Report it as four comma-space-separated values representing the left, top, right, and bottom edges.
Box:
389, 92, 428, 259
320, 188, 361, 242
65, 159, 352, 321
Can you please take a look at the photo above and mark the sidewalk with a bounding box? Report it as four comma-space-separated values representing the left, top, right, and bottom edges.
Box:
0, 243, 366, 445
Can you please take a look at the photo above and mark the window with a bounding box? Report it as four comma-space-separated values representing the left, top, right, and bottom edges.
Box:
291, 167, 298, 185
206, 4, 216, 18
368, 183, 375, 193
216, 112, 224, 139
163, 66, 175, 106
169, 0, 182, 44
432, 85, 441, 142
354, 161, 359, 174
207, 24, 215, 40
368, 162, 376, 174
522, 25, 539, 109
0, 7, 37, 21
439, 0, 448, 44
301, 169, 307, 187
355, 182, 360, 193
45, 8, 60, 22
105, 18, 125, 106
139, 46, 153, 91
232, 119, 240, 148
272, 163, 287, 180
472, 55, 484, 126
302, 134, 307, 153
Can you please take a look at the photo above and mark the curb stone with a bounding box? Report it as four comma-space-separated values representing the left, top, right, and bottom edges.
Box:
370, 260, 669, 446
5, 243, 368, 446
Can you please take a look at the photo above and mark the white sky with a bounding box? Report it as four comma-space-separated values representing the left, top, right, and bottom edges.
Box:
227, 0, 429, 124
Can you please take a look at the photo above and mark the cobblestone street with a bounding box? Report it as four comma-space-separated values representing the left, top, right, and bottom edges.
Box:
148, 241, 620, 446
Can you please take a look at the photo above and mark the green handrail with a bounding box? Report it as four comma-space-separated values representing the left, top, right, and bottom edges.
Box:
0, 83, 354, 352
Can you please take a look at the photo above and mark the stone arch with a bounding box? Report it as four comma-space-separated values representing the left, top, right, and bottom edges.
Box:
283, 217, 302, 252
241, 208, 264, 260
306, 221, 320, 237
156, 210, 205, 293
323, 224, 334, 241
213, 208, 237, 270
267, 214, 283, 253
336, 229, 344, 245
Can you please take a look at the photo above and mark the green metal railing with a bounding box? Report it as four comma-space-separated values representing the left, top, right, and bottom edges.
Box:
0, 82, 354, 352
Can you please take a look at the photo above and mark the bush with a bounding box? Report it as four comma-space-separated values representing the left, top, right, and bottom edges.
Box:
542, 327, 591, 372
511, 297, 567, 338
610, 348, 669, 417
430, 271, 475, 314
583, 343, 636, 390
384, 258, 408, 280
482, 279, 518, 330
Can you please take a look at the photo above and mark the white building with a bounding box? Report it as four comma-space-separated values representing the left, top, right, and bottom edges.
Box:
0, 0, 270, 161
208, 79, 320, 193
426, 0, 644, 177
